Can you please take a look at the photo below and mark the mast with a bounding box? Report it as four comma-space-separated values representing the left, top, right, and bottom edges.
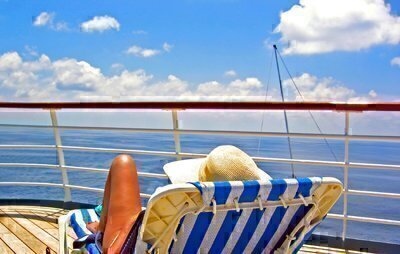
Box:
273, 45, 295, 178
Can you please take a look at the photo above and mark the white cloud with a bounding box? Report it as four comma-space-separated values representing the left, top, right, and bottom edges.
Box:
53, 58, 103, 91
196, 78, 262, 97
33, 12, 54, 26
162, 42, 173, 52
391, 57, 400, 67
53, 21, 69, 31
126, 43, 173, 58
0, 51, 381, 103
369, 90, 377, 98
126, 45, 161, 58
283, 73, 377, 102
110, 63, 125, 73
275, 0, 400, 55
0, 51, 268, 101
33, 12, 69, 31
0, 52, 22, 71
224, 70, 237, 77
80, 16, 120, 33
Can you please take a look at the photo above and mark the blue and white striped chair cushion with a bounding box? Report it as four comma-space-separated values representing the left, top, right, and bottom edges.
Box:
70, 208, 100, 238
70, 208, 100, 253
169, 177, 322, 253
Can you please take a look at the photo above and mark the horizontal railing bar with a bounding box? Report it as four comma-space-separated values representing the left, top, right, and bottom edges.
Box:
0, 163, 168, 179
0, 163, 59, 169
72, 154, 400, 171
1, 101, 400, 111
349, 162, 400, 171
64, 184, 104, 193
137, 172, 168, 179
61, 145, 178, 156
65, 185, 151, 198
0, 182, 64, 188
63, 165, 168, 179
0, 124, 175, 134
140, 193, 152, 199
1, 146, 400, 171
327, 213, 400, 226
0, 182, 151, 198
62, 165, 108, 173
347, 189, 400, 199
0, 145, 56, 149
2, 123, 400, 142
58, 147, 348, 167
252, 156, 344, 167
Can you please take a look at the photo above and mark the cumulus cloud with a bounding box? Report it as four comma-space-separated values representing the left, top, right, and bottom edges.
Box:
126, 43, 173, 58
0, 51, 268, 101
80, 15, 120, 33
275, 0, 400, 55
162, 42, 173, 52
33, 12, 69, 31
391, 57, 400, 67
53, 22, 69, 31
0, 51, 380, 103
224, 70, 237, 77
126, 46, 161, 58
283, 73, 377, 102
196, 78, 262, 96
0, 52, 22, 71
110, 63, 125, 73
33, 12, 54, 26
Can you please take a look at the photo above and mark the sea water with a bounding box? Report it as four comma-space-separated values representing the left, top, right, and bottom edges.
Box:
0, 128, 399, 244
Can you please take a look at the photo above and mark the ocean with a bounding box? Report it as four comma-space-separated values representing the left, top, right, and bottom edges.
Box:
0, 128, 399, 244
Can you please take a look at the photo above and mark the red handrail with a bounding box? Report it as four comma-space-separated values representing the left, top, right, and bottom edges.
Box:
0, 101, 399, 111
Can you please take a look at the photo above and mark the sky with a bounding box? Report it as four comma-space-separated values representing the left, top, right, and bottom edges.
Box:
0, 0, 399, 102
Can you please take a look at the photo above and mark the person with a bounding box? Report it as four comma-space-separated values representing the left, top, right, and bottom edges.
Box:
81, 145, 271, 253
83, 154, 143, 253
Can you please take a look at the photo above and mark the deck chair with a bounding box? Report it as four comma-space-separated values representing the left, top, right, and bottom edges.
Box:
59, 177, 342, 254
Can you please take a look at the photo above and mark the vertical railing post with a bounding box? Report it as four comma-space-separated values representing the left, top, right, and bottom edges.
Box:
50, 109, 71, 202
342, 111, 350, 240
172, 110, 182, 160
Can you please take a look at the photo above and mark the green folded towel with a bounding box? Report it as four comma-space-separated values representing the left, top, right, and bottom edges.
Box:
94, 204, 102, 217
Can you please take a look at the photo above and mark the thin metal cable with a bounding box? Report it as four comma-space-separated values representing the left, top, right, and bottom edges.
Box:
273, 45, 295, 178
257, 52, 274, 156
276, 50, 339, 162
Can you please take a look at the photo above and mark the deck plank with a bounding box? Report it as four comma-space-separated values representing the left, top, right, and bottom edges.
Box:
0, 238, 14, 254
17, 210, 55, 230
25, 209, 74, 251
0, 210, 51, 254
301, 244, 374, 254
30, 209, 77, 240
30, 210, 59, 226
0, 209, 59, 253
17, 210, 69, 253
0, 222, 34, 254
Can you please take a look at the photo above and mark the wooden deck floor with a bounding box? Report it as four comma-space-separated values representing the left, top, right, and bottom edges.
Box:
0, 205, 372, 254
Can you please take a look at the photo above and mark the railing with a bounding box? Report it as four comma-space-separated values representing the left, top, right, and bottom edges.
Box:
0, 101, 400, 241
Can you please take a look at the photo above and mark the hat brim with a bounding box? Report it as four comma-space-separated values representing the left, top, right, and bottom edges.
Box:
163, 158, 272, 184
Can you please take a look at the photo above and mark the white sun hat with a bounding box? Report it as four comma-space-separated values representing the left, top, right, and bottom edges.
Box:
163, 145, 272, 184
